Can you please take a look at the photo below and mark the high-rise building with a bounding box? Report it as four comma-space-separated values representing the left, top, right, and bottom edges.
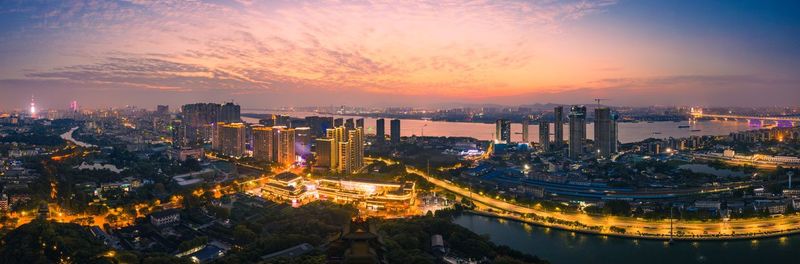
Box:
356, 118, 364, 129
334, 118, 344, 127
345, 118, 355, 131
305, 116, 333, 138
495, 119, 511, 143
274, 126, 296, 166
182, 103, 221, 144
295, 127, 312, 156
170, 119, 186, 148
317, 125, 363, 174
215, 122, 246, 157
220, 102, 241, 123
539, 120, 550, 152
568, 106, 587, 159
390, 119, 401, 144
554, 106, 564, 148
594, 108, 618, 159
521, 118, 530, 143
252, 126, 274, 161
375, 118, 385, 144
315, 138, 335, 169
157, 105, 169, 115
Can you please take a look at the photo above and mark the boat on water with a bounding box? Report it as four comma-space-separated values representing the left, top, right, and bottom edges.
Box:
653, 132, 662, 135
690, 129, 702, 132
678, 125, 690, 128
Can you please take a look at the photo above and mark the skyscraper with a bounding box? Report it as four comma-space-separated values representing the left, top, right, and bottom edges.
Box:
594, 108, 618, 159
274, 126, 296, 166
376, 118, 385, 144
345, 118, 355, 131
220, 102, 241, 123
252, 126, 274, 161
495, 119, 511, 143
521, 118, 530, 143
215, 122, 246, 157
294, 127, 312, 156
319, 125, 363, 174
390, 119, 401, 144
554, 106, 564, 148
182, 103, 221, 144
539, 119, 550, 152
356, 118, 364, 129
568, 106, 587, 159
170, 119, 186, 148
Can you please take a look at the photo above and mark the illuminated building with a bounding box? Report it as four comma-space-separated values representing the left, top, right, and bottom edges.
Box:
260, 172, 312, 205
521, 117, 530, 143
170, 119, 187, 147
274, 126, 296, 166
316, 178, 416, 211
315, 138, 335, 169
295, 127, 312, 156
182, 103, 221, 144
317, 125, 364, 174
252, 126, 274, 161
539, 119, 550, 151
568, 105, 586, 159
495, 119, 511, 143
214, 122, 246, 157
29, 96, 37, 119
70, 100, 79, 112
554, 106, 564, 148
594, 107, 618, 159
390, 119, 400, 144
376, 118, 385, 144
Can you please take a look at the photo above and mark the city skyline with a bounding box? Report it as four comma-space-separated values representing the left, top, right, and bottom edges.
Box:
1, 0, 800, 109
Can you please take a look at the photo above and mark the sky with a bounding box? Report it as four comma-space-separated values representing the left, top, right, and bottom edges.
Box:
1, 0, 799, 110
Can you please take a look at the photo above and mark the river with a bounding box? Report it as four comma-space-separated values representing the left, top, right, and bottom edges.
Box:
454, 213, 799, 264
60, 127, 96, 148
243, 111, 754, 144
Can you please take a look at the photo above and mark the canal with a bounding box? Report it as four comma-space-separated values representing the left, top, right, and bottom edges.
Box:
454, 213, 799, 264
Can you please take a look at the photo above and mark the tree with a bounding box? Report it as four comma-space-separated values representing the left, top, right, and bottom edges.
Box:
234, 225, 257, 245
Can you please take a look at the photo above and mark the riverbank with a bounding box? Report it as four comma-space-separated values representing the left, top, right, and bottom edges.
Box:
465, 210, 800, 241
454, 213, 800, 264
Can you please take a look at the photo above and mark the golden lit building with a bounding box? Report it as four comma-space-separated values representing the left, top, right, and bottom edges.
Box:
316, 178, 415, 211
252, 126, 274, 161
214, 122, 245, 157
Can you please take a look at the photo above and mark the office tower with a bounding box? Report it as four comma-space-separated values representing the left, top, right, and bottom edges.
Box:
170, 119, 186, 148
220, 102, 241, 123
252, 126, 274, 161
390, 119, 401, 144
356, 118, 364, 129
375, 118, 385, 144
554, 106, 564, 148
295, 127, 312, 156
274, 126, 296, 166
495, 119, 511, 143
215, 122, 246, 157
568, 106, 587, 159
157, 105, 169, 115
594, 108, 618, 159
521, 118, 530, 143
539, 120, 550, 152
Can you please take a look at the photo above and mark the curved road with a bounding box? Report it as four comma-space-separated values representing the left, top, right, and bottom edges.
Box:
407, 166, 800, 240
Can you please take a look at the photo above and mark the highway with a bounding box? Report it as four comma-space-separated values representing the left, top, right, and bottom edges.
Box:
407, 166, 800, 240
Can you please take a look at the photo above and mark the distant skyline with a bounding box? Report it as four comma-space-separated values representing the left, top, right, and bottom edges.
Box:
1, 0, 800, 109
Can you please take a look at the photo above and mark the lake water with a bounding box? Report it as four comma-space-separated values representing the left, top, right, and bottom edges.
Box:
454, 213, 799, 264
243, 110, 755, 144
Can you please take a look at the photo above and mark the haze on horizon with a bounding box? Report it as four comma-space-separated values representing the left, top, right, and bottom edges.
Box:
1, 0, 799, 110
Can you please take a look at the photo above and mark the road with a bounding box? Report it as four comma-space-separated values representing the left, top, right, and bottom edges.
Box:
407, 166, 800, 240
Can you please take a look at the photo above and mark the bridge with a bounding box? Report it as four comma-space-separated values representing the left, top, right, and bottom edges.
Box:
690, 108, 800, 124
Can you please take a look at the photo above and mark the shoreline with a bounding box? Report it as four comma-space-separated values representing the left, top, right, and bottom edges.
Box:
465, 210, 800, 241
